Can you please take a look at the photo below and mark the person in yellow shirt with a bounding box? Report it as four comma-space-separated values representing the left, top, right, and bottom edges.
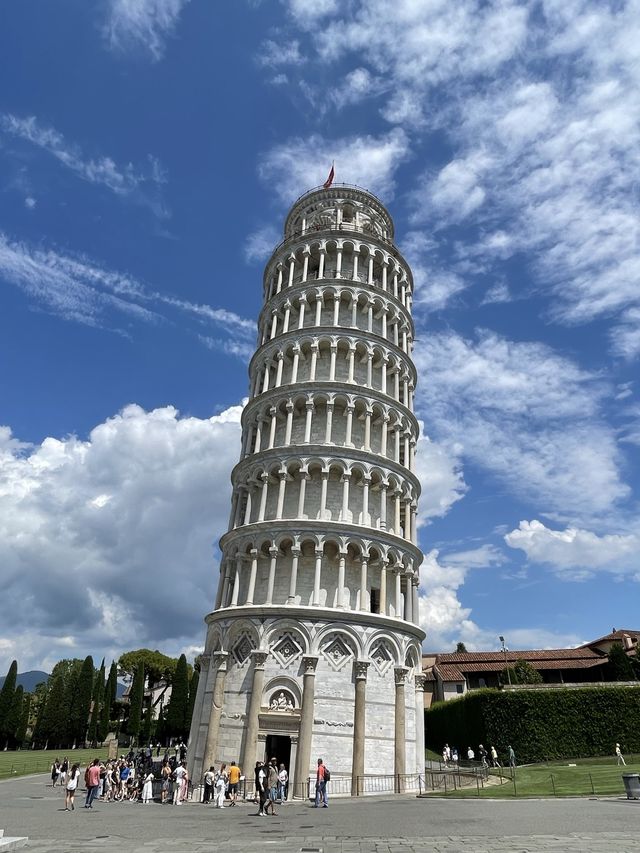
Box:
227, 761, 241, 806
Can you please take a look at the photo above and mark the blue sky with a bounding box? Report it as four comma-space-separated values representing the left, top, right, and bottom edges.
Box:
1, 0, 639, 672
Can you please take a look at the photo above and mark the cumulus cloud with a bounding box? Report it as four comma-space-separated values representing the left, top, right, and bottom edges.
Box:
414, 330, 628, 517
0, 403, 243, 673
0, 114, 167, 214
257, 129, 410, 204
104, 0, 190, 60
505, 519, 640, 581
414, 432, 466, 523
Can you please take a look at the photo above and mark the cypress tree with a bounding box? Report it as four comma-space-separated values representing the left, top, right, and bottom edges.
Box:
186, 668, 199, 733
0, 660, 18, 740
69, 656, 94, 746
15, 691, 31, 747
88, 660, 105, 746
4, 685, 24, 748
105, 661, 118, 717
38, 668, 68, 748
165, 654, 189, 739
127, 664, 145, 743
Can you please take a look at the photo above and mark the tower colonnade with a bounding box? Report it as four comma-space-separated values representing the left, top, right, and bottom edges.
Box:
189, 185, 426, 796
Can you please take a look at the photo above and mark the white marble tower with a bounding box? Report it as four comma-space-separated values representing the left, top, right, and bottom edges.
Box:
188, 184, 426, 796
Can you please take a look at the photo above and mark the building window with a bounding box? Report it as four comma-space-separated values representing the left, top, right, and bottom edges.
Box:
478, 677, 486, 688
456, 684, 463, 694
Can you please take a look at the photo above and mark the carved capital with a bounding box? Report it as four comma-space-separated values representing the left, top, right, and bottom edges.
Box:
302, 655, 319, 675
394, 666, 409, 686
251, 650, 269, 669
354, 660, 370, 681
414, 674, 427, 691
212, 650, 229, 672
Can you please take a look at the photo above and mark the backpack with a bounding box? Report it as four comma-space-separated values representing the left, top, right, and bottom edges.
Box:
324, 767, 331, 782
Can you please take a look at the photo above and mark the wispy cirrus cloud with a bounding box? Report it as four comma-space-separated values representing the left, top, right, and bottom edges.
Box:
103, 0, 191, 61
0, 114, 168, 216
0, 231, 253, 357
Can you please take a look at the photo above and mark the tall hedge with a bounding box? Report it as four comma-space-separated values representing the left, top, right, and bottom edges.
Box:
426, 686, 640, 762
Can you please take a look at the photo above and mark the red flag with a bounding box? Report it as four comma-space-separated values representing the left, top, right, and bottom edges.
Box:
323, 163, 335, 189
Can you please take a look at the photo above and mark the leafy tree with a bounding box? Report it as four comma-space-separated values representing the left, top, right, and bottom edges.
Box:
4, 684, 24, 748
88, 660, 105, 746
15, 691, 31, 746
126, 664, 145, 742
609, 642, 636, 681
105, 661, 118, 717
501, 659, 543, 685
119, 650, 176, 687
455, 642, 468, 653
165, 654, 189, 739
0, 660, 18, 741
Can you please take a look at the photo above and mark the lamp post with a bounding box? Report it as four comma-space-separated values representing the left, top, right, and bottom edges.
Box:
499, 636, 512, 686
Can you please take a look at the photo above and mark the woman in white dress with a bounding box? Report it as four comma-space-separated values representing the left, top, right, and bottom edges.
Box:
142, 772, 154, 804
214, 764, 227, 808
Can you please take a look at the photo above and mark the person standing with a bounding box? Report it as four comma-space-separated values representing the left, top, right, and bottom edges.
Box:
616, 743, 626, 766
64, 764, 80, 811
227, 761, 241, 805
203, 766, 215, 804
254, 761, 267, 816
314, 757, 328, 808
508, 745, 516, 768
264, 759, 278, 815
173, 760, 188, 805
51, 759, 60, 787
83, 759, 101, 809
490, 745, 500, 767
467, 746, 475, 761
278, 763, 288, 803
214, 764, 227, 808
142, 771, 154, 804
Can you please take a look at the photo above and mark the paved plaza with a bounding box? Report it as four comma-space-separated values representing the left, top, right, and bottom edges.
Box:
1, 774, 639, 853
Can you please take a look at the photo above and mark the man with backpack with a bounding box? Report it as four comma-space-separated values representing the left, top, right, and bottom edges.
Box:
314, 757, 329, 808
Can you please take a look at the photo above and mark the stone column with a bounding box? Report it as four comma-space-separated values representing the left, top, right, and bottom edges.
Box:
241, 650, 268, 781
287, 546, 300, 603
414, 673, 427, 775
186, 651, 210, 781
351, 660, 369, 795
294, 655, 319, 799
394, 667, 408, 789
201, 651, 229, 775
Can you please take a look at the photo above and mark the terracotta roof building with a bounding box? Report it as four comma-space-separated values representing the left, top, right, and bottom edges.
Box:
422, 629, 639, 706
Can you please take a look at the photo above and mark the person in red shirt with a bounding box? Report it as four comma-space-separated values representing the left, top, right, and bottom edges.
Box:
84, 759, 101, 809
314, 758, 328, 808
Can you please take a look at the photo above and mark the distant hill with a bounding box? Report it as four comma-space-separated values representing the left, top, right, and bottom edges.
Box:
0, 670, 50, 692
0, 670, 127, 696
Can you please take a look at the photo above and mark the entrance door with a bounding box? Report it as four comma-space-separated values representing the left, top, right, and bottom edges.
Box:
265, 734, 292, 797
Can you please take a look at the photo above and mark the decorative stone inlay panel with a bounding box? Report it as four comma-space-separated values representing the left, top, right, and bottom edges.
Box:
232, 633, 254, 666
271, 631, 303, 669
370, 639, 394, 676
321, 634, 355, 672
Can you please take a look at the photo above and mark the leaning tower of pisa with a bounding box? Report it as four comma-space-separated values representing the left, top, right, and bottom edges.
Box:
188, 184, 426, 797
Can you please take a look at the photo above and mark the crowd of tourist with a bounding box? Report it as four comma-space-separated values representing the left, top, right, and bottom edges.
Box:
441, 742, 516, 768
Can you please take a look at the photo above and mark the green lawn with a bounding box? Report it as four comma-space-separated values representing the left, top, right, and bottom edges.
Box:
435, 760, 640, 798
0, 748, 110, 780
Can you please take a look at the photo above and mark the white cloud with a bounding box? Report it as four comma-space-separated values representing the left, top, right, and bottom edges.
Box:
24, 196, 36, 209
414, 330, 628, 517
104, 0, 190, 60
0, 403, 242, 672
611, 308, 640, 361
505, 519, 640, 581
244, 225, 280, 264
0, 231, 254, 353
0, 115, 167, 214
258, 129, 410, 204
414, 432, 466, 523
285, 0, 338, 27
258, 39, 305, 67
481, 281, 511, 305
402, 231, 468, 312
